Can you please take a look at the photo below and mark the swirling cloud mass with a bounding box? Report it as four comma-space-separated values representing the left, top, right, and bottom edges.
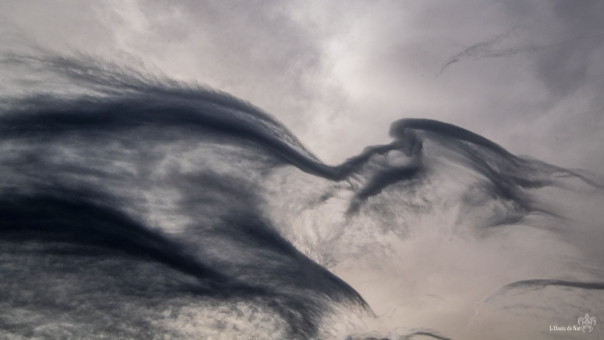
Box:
1, 1, 604, 339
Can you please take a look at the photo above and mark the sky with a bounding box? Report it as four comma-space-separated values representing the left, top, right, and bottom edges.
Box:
1, 2, 604, 339
1, 0, 603, 173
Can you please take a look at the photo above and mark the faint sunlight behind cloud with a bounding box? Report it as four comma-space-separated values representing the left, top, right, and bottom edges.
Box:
3, 0, 602, 171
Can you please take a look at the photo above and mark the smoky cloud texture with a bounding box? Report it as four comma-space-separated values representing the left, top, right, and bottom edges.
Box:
0, 53, 373, 339
1, 51, 603, 339
1, 0, 603, 170
1, 1, 604, 338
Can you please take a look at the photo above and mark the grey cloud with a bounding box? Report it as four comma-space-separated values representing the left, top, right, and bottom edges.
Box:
2, 2, 604, 339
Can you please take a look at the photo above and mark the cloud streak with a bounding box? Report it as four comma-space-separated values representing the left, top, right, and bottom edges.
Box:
1, 1, 604, 337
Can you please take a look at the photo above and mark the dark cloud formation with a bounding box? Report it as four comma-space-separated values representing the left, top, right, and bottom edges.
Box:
0, 53, 372, 339
1, 1, 604, 338
493, 279, 604, 300
400, 331, 451, 340
2, 0, 603, 171
1, 51, 602, 339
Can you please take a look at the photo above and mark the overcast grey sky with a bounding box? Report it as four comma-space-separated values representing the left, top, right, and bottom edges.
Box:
2, 3, 604, 338
2, 0, 603, 172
